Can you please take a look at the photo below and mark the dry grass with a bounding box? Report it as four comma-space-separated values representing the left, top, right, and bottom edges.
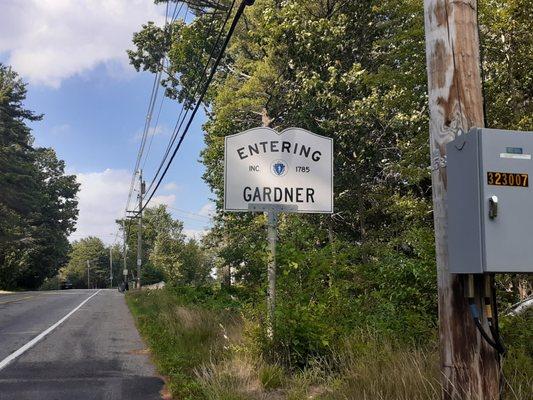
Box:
196, 355, 265, 400
128, 290, 532, 400
193, 328, 444, 400
325, 337, 442, 400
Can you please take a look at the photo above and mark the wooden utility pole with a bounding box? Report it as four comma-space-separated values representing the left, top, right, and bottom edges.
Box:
423, 1, 500, 399
136, 170, 144, 289
86, 260, 91, 289
122, 219, 128, 288
109, 247, 113, 288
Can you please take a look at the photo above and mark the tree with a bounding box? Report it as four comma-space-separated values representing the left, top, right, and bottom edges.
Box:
128, 0, 431, 279
19, 148, 79, 288
62, 237, 108, 288
480, 0, 533, 131
0, 64, 79, 290
0, 65, 42, 288
128, 0, 531, 365
118, 205, 186, 285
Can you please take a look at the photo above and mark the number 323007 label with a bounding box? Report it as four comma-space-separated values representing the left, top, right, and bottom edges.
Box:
487, 172, 529, 187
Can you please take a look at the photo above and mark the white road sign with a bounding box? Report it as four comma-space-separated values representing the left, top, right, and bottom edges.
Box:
224, 127, 333, 213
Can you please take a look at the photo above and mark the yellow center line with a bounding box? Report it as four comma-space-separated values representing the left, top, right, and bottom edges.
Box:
0, 295, 34, 305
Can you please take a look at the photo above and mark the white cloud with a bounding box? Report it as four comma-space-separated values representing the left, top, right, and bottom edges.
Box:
198, 202, 215, 218
0, 0, 165, 87
151, 194, 176, 207
148, 125, 167, 137
50, 123, 71, 135
71, 168, 206, 245
72, 168, 131, 244
162, 182, 179, 192
133, 124, 168, 142
183, 229, 208, 241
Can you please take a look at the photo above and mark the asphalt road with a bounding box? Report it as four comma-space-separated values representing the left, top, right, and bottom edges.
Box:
0, 289, 164, 399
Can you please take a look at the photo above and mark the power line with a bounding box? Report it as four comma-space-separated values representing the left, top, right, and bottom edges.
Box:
144, 0, 229, 196
171, 0, 183, 22
124, 1, 185, 217
166, 205, 213, 220
141, 66, 166, 170
141, 0, 253, 212
140, 2, 194, 196
124, 72, 161, 215
118, 2, 177, 245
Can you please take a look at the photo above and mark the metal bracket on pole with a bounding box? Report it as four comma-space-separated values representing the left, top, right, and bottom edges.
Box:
248, 203, 298, 213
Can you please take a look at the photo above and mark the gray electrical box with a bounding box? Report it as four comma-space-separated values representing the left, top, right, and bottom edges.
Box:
447, 128, 533, 274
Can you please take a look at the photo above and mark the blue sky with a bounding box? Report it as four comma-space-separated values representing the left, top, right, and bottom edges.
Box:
0, 0, 213, 243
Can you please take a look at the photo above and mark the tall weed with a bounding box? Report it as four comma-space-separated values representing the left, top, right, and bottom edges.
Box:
127, 288, 531, 400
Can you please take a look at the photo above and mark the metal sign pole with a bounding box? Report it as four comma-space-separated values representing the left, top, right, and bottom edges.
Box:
266, 210, 278, 338
225, 126, 334, 340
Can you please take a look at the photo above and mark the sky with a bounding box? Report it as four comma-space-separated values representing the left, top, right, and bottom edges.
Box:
0, 0, 214, 243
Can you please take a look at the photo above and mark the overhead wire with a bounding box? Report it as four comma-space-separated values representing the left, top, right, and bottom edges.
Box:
141, 0, 250, 211
140, 1, 178, 171
124, 66, 162, 215
166, 205, 213, 221
124, 0, 182, 217
141, 1, 189, 172
144, 0, 229, 196
122, 1, 194, 252
119, 1, 174, 246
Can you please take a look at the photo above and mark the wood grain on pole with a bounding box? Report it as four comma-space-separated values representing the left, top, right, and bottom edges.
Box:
423, 1, 500, 399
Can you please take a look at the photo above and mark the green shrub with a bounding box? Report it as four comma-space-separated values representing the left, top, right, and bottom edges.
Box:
500, 309, 533, 398
127, 286, 532, 400
39, 275, 60, 290
127, 289, 240, 399
259, 364, 285, 390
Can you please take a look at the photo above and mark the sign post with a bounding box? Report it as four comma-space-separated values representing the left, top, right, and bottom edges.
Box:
224, 127, 333, 335
266, 210, 278, 336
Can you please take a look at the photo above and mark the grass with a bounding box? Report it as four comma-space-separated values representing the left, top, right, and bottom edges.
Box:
127, 287, 532, 400
127, 288, 242, 398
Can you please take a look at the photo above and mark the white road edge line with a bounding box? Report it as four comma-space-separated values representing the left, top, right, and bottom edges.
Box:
0, 289, 102, 371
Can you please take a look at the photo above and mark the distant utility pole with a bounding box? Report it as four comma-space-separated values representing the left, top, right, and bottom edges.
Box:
136, 170, 145, 289
87, 260, 91, 289
423, 1, 500, 399
123, 219, 128, 287
109, 247, 113, 288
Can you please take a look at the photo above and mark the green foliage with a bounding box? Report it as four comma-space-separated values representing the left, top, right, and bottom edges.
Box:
0, 64, 79, 290
499, 309, 533, 396
259, 364, 285, 390
39, 275, 61, 291
480, 0, 533, 130
167, 284, 243, 310
145, 205, 187, 283
128, 0, 532, 388
264, 223, 437, 366
127, 287, 242, 399
62, 237, 109, 288
127, 286, 532, 399
117, 204, 211, 286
